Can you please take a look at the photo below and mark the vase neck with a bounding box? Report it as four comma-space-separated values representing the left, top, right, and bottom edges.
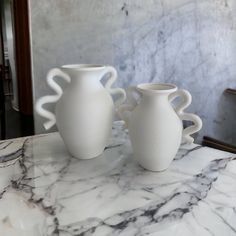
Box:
137, 83, 177, 105
141, 93, 170, 105
61, 66, 106, 88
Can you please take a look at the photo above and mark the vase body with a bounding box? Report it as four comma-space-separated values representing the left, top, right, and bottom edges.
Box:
57, 66, 115, 159
119, 83, 202, 171
128, 84, 182, 171
36, 64, 126, 159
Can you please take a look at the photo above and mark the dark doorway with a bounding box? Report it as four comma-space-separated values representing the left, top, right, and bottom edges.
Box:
0, 0, 34, 140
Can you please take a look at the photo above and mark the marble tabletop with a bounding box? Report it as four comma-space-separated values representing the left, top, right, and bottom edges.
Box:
0, 121, 236, 236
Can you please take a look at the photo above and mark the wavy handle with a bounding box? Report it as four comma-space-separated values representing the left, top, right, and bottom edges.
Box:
35, 68, 70, 130
104, 66, 126, 107
117, 86, 141, 126
169, 89, 202, 144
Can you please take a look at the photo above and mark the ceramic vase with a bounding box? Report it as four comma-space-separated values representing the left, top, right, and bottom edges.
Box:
118, 83, 202, 171
36, 64, 126, 159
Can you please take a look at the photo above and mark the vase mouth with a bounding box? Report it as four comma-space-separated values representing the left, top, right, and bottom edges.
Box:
61, 64, 106, 71
137, 83, 177, 94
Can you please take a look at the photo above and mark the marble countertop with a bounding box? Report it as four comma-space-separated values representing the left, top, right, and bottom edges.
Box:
0, 122, 236, 236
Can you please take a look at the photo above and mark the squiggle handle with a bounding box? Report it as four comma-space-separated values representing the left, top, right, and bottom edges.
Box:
169, 89, 202, 144
104, 66, 126, 107
35, 68, 70, 130
118, 86, 142, 126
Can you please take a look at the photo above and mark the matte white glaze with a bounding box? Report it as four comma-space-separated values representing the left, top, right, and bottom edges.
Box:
119, 84, 202, 171
36, 65, 126, 159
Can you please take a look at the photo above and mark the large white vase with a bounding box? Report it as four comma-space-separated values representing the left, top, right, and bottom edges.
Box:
36, 64, 126, 159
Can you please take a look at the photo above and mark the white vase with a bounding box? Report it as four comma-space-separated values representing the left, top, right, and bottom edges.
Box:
36, 64, 126, 159
118, 83, 202, 171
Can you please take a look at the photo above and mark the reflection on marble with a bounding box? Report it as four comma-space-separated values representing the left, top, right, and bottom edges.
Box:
29, 0, 236, 143
0, 122, 236, 235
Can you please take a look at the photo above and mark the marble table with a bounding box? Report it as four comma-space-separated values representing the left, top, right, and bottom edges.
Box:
0, 122, 236, 236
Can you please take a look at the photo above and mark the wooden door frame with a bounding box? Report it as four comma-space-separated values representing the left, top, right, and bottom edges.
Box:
0, 2, 6, 139
12, 0, 33, 116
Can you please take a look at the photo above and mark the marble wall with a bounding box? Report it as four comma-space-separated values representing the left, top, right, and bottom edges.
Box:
29, 0, 236, 144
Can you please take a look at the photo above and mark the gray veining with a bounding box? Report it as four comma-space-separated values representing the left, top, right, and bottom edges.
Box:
0, 121, 236, 235
29, 0, 236, 144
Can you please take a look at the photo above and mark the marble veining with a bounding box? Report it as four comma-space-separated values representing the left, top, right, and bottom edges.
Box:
29, 0, 236, 144
0, 121, 236, 235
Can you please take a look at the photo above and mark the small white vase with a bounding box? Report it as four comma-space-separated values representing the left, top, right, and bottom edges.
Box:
36, 64, 126, 159
118, 83, 202, 171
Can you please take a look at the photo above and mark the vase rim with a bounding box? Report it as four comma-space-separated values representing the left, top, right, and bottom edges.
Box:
61, 64, 106, 71
137, 83, 177, 94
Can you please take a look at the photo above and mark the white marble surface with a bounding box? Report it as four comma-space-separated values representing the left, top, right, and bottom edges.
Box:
0, 122, 236, 236
29, 0, 236, 143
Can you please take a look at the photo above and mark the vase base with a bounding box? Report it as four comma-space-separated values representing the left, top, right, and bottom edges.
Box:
68, 148, 105, 160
